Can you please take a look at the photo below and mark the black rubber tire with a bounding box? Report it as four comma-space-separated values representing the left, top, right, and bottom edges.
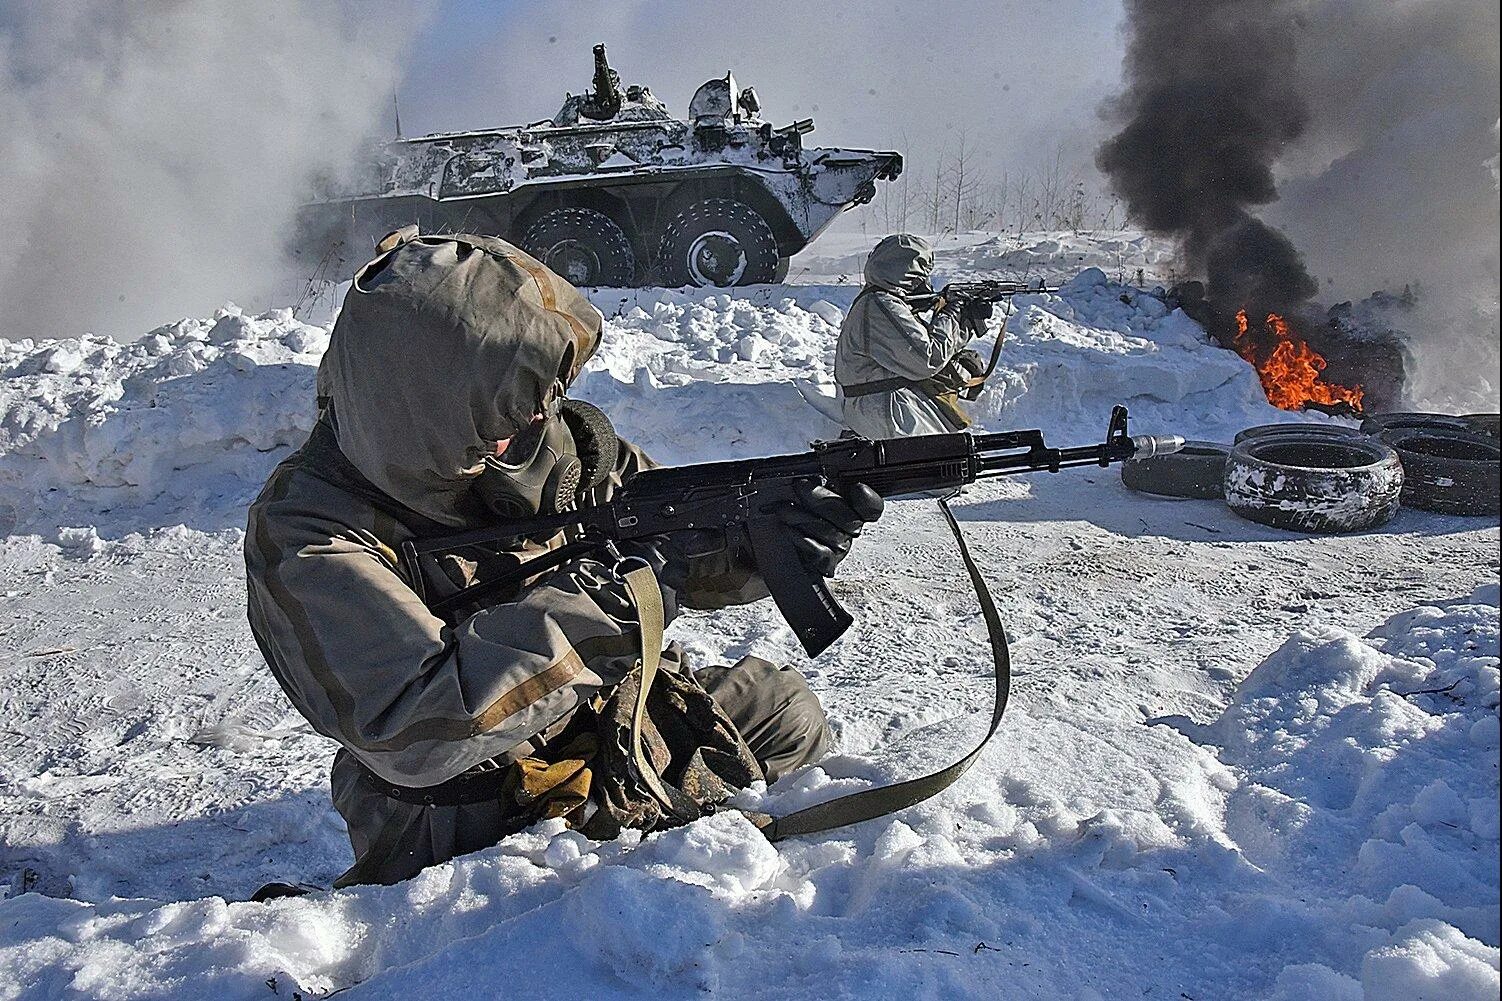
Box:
771, 256, 791, 283
1375, 427, 1501, 516
657, 198, 779, 287
521, 207, 636, 287
1461, 413, 1500, 439
1223, 436, 1404, 534
1360, 412, 1475, 437
1234, 423, 1363, 445
1121, 441, 1230, 499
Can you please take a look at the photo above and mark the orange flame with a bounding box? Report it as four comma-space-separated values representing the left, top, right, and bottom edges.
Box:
1232, 309, 1364, 412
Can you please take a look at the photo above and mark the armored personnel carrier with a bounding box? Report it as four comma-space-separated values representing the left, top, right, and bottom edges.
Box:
299, 45, 902, 287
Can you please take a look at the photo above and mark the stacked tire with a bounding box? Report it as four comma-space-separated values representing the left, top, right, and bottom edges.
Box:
1221, 435, 1404, 533
1120, 412, 1498, 532
1363, 412, 1500, 517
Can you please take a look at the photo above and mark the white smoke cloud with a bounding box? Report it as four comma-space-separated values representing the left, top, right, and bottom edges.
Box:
1263, 1, 1499, 410
0, 1, 425, 341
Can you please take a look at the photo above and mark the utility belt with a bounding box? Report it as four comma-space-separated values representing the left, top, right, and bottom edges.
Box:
842, 353, 988, 429
358, 760, 514, 807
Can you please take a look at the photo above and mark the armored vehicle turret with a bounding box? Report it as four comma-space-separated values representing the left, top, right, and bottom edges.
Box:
299, 44, 902, 287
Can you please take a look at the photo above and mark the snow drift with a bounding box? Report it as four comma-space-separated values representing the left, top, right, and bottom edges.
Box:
1, 233, 1495, 999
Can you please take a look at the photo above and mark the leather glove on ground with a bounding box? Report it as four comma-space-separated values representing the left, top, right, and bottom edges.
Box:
777, 481, 885, 578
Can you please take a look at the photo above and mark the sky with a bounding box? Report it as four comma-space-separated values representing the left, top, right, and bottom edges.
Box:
396, 0, 1128, 185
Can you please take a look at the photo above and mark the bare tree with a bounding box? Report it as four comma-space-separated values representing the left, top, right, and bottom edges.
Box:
927, 148, 949, 233
948, 131, 983, 234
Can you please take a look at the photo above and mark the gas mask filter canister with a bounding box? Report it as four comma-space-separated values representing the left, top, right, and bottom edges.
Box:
472, 397, 620, 520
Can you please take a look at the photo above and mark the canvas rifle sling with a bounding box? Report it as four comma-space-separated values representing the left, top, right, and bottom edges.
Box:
618, 499, 1011, 842
959, 294, 1016, 394
762, 496, 1011, 841
617, 562, 686, 816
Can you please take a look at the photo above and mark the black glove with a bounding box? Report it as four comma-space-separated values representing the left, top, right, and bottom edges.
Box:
954, 347, 986, 380
775, 481, 885, 578
960, 298, 994, 330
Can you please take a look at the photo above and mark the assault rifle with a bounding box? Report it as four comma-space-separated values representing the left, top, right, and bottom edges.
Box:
403, 406, 1182, 656
904, 278, 1060, 400
403, 406, 1181, 839
909, 278, 1058, 313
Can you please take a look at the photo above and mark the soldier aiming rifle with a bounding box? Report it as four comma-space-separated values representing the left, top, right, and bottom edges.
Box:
835, 234, 1054, 437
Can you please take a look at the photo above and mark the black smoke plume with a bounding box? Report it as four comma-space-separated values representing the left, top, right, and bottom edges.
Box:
1096, 0, 1404, 412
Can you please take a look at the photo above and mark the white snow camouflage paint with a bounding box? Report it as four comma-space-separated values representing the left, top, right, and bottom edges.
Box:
0, 232, 1496, 999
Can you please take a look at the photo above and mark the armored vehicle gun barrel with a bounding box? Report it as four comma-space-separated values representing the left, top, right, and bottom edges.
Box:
297, 44, 902, 290
578, 43, 623, 122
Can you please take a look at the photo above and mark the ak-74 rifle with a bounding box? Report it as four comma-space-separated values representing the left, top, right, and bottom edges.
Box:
400, 407, 1181, 841
908, 278, 1060, 399
907, 277, 1059, 314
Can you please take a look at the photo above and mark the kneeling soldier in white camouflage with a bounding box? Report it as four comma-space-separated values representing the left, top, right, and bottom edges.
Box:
245, 230, 882, 887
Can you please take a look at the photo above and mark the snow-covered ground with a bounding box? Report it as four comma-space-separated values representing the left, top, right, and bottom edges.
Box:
1, 233, 1496, 1000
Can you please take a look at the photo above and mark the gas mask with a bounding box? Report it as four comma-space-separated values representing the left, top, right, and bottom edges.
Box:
473, 395, 620, 520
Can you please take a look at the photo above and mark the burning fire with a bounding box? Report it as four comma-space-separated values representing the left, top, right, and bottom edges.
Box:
1232, 309, 1365, 412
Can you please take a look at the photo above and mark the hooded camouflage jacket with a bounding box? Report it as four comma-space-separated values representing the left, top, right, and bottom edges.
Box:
245, 234, 763, 790
834, 234, 972, 437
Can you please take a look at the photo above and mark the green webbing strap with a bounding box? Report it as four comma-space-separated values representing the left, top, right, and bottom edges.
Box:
619, 561, 683, 815
763, 497, 1011, 841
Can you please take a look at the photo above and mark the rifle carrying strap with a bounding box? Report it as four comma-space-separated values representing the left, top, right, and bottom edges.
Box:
762, 496, 1011, 841
618, 561, 684, 815
613, 502, 1010, 842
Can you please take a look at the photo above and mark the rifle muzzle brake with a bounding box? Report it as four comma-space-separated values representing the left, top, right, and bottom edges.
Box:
1129, 435, 1186, 458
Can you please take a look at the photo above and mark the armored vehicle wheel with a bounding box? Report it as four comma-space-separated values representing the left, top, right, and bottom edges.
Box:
522, 207, 636, 287
1223, 436, 1403, 534
658, 198, 780, 287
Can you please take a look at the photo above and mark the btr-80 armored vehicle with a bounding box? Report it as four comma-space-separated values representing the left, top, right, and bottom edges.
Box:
300, 45, 902, 287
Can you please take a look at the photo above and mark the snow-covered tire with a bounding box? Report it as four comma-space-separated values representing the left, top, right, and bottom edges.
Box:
1120, 441, 1230, 499
521, 207, 636, 287
1233, 423, 1363, 445
657, 198, 779, 287
1223, 436, 1403, 534
1375, 427, 1501, 517
1461, 413, 1500, 439
1359, 412, 1474, 437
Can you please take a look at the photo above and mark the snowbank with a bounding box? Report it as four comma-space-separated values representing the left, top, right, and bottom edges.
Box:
1191, 584, 1501, 999
3, 251, 1299, 538
0, 307, 326, 535
2, 588, 1494, 1000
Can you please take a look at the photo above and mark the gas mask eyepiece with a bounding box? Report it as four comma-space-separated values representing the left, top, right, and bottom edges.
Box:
474, 414, 582, 520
